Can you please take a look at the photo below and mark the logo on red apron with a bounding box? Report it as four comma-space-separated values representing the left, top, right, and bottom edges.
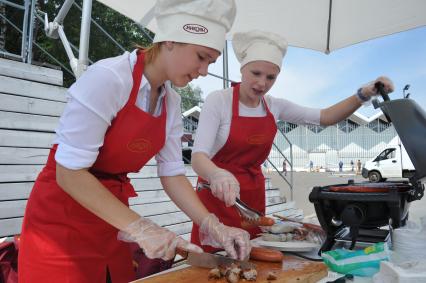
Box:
127, 138, 151, 153
247, 134, 268, 145
183, 24, 208, 34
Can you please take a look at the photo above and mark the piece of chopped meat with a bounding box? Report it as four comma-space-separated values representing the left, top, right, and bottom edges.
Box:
269, 222, 302, 233
209, 263, 257, 282
219, 266, 228, 277
242, 268, 257, 281
266, 271, 277, 280
261, 233, 282, 242
230, 266, 242, 277
208, 268, 222, 279
225, 270, 239, 283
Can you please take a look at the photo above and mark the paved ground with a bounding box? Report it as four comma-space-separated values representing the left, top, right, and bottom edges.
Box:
266, 171, 426, 222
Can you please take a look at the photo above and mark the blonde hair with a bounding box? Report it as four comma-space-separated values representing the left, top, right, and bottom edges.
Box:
135, 42, 162, 64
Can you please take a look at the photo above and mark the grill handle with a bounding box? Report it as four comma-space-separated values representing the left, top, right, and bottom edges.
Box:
375, 81, 390, 101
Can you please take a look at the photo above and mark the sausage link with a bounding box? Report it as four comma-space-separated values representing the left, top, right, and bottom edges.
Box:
258, 216, 275, 226
241, 216, 275, 229
249, 247, 284, 262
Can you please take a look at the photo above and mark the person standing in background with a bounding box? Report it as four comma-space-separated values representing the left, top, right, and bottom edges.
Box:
189, 30, 394, 252
357, 159, 362, 174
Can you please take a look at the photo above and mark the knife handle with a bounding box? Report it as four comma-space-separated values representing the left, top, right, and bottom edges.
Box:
175, 248, 188, 259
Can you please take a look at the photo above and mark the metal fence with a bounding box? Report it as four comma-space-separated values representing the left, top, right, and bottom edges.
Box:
271, 119, 397, 171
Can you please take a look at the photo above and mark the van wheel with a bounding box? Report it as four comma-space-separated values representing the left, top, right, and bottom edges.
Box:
368, 171, 382, 183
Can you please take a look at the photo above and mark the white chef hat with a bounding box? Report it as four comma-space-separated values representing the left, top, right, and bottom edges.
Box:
153, 0, 237, 52
232, 30, 288, 69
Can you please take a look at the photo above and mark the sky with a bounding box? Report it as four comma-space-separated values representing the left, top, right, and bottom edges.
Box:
192, 26, 426, 117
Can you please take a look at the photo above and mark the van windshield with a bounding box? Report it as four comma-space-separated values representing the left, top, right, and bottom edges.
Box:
374, 148, 396, 161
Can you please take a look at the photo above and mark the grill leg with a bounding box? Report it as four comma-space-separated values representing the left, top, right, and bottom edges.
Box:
319, 236, 335, 255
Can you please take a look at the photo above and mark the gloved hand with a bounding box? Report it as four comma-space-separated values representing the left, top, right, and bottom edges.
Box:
359, 76, 394, 99
207, 168, 240, 207
199, 213, 251, 260
118, 217, 203, 260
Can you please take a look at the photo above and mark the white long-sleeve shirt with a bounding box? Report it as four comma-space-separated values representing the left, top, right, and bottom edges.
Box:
193, 88, 321, 158
54, 50, 185, 176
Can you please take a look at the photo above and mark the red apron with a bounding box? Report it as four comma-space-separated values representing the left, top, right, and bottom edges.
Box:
191, 83, 277, 252
18, 51, 168, 283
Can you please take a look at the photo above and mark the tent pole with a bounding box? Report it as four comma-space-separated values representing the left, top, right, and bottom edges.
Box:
222, 40, 229, 89
325, 0, 332, 54
26, 0, 36, 63
77, 0, 92, 78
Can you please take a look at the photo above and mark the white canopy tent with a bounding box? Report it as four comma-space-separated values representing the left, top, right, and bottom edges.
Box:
97, 0, 426, 54
46, 0, 426, 78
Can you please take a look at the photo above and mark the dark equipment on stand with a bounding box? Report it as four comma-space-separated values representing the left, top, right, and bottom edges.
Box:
309, 82, 426, 254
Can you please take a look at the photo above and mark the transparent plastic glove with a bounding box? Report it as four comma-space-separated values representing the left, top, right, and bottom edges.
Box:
360, 76, 394, 98
207, 168, 240, 207
118, 217, 203, 260
199, 213, 251, 260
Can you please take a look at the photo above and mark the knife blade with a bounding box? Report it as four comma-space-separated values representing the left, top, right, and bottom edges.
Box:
186, 252, 255, 269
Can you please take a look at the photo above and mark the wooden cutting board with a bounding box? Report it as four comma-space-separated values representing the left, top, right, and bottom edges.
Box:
135, 256, 328, 283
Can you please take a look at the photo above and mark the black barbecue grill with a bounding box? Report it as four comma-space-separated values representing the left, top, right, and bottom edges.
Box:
309, 84, 425, 253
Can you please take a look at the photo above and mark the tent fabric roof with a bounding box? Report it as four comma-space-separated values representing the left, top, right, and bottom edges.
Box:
97, 0, 426, 54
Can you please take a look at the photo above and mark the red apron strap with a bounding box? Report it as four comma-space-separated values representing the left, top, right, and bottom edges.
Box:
232, 83, 241, 118
126, 51, 145, 107
230, 81, 239, 87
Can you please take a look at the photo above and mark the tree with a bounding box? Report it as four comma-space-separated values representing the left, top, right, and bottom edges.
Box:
0, 3, 6, 50
32, 0, 153, 87
3, 0, 207, 99
174, 84, 203, 112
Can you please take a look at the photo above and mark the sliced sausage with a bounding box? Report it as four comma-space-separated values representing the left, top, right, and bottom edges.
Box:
249, 247, 284, 262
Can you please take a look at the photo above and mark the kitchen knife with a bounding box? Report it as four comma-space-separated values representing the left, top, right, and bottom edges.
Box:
177, 249, 255, 269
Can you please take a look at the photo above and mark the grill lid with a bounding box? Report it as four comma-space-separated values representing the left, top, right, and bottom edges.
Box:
373, 87, 426, 182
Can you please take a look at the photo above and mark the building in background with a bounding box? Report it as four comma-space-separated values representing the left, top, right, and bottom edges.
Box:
273, 112, 396, 171
183, 107, 396, 171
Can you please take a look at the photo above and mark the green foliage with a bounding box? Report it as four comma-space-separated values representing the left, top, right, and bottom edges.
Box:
3, 0, 206, 103
173, 84, 204, 112
32, 0, 153, 87
2, 1, 25, 56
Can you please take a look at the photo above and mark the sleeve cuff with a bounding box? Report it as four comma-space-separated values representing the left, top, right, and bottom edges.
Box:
55, 143, 99, 170
157, 160, 186, 177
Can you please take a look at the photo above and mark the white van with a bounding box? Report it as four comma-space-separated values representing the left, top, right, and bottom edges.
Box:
362, 137, 415, 182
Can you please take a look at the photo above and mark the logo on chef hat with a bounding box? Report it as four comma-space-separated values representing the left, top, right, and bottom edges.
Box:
247, 134, 268, 145
127, 138, 151, 153
183, 24, 208, 34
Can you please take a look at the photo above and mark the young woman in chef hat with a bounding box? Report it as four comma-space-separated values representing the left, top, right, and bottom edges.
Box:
190, 30, 394, 251
18, 1, 252, 282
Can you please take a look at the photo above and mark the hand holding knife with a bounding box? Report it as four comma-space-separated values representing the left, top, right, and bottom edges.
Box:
176, 248, 255, 269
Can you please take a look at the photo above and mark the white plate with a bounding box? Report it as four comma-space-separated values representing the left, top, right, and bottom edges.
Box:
252, 237, 320, 252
